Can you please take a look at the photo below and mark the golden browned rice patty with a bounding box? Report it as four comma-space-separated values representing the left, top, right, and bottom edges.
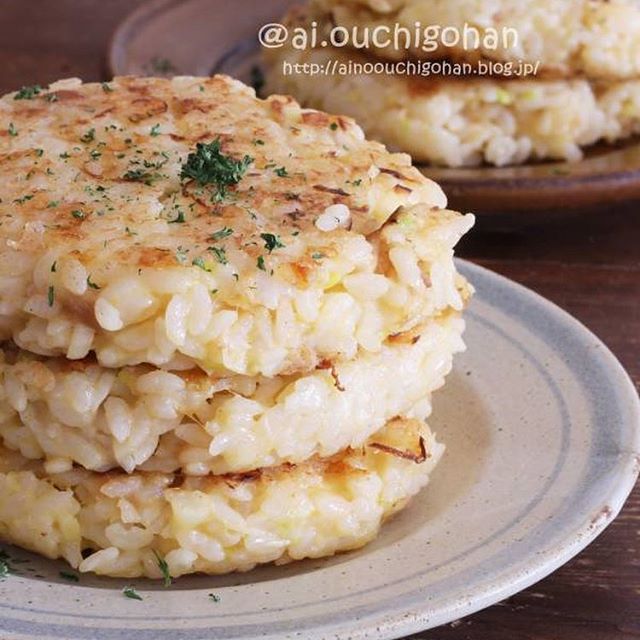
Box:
0, 75, 473, 375
0, 417, 442, 578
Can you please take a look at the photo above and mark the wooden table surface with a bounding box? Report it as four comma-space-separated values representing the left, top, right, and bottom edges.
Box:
1, 2, 639, 638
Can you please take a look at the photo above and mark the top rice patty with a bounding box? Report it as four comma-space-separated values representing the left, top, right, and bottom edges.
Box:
0, 75, 472, 375
313, 0, 640, 80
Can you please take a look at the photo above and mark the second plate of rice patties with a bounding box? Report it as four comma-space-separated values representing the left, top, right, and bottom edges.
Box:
263, 7, 640, 168
0, 75, 472, 375
256, 2, 640, 213
313, 0, 640, 80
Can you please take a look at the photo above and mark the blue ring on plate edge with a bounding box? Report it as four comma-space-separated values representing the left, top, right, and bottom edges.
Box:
0, 298, 572, 622
1, 260, 638, 639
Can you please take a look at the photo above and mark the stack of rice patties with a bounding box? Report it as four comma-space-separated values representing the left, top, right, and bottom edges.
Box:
264, 0, 640, 167
0, 75, 473, 579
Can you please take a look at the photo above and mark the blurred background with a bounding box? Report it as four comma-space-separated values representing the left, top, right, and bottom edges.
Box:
1, 1, 638, 638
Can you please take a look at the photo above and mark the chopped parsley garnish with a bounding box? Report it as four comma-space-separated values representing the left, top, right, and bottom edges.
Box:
123, 168, 160, 186
13, 194, 33, 204
14, 84, 42, 100
59, 571, 79, 582
153, 551, 172, 587
45, 93, 58, 103
80, 128, 96, 143
175, 247, 188, 264
34, 148, 44, 157
71, 209, 85, 219
329, 122, 338, 131
209, 593, 220, 602
256, 255, 266, 271
192, 256, 212, 272
274, 166, 288, 177
51, 261, 57, 272
8, 123, 18, 137
47, 286, 55, 307
90, 149, 102, 160
168, 210, 186, 224
208, 246, 228, 265
209, 226, 233, 241
86, 275, 100, 290
59, 152, 71, 159
351, 178, 362, 186
150, 124, 161, 137
122, 586, 143, 601
252, 139, 265, 146
180, 138, 253, 202
311, 252, 325, 261
260, 233, 284, 253
101, 82, 114, 93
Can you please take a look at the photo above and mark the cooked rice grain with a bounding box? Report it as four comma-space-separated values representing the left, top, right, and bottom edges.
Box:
0, 418, 442, 578
0, 312, 464, 474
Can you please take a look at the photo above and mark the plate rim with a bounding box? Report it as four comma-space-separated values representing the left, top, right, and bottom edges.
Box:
107, 0, 181, 78
0, 259, 638, 640
308, 258, 640, 639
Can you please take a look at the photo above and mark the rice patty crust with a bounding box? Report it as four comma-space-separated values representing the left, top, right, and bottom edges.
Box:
0, 418, 442, 578
313, 0, 640, 80
0, 75, 472, 375
0, 311, 465, 475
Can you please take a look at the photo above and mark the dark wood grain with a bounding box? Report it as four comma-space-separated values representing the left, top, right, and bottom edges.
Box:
0, 0, 146, 95
0, 2, 638, 638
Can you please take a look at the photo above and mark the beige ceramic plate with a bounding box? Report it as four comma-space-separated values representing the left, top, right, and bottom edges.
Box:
1, 259, 639, 639
108, 0, 640, 216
